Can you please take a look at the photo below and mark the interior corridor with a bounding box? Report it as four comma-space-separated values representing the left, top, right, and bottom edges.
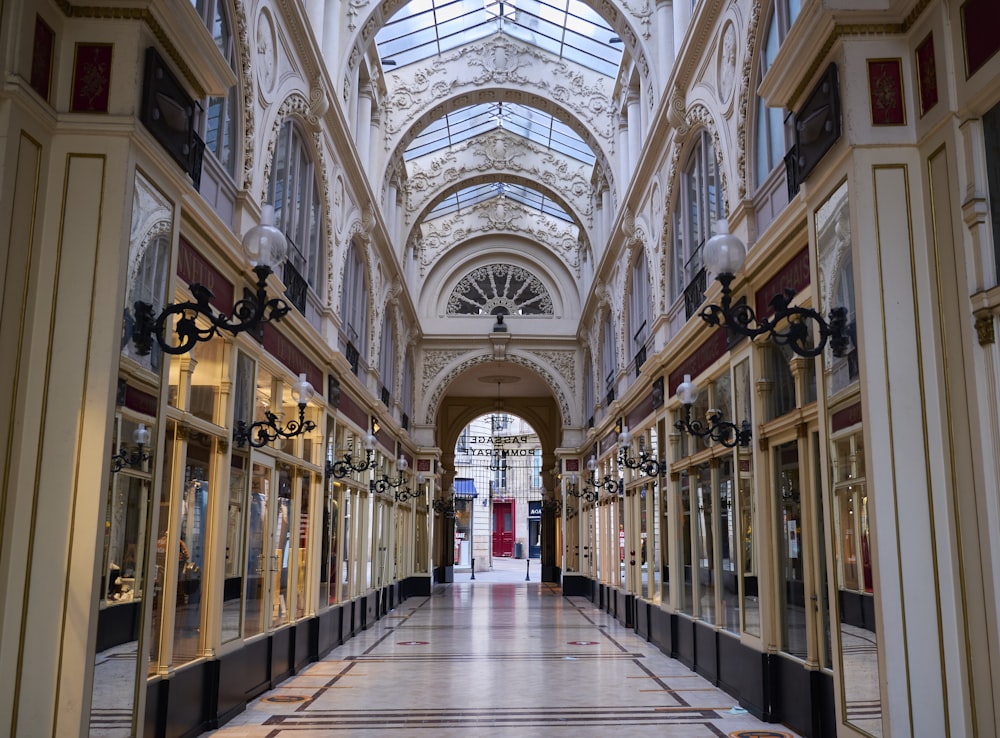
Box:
205, 559, 800, 737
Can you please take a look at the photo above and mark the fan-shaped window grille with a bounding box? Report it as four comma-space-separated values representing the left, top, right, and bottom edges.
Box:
447, 264, 553, 315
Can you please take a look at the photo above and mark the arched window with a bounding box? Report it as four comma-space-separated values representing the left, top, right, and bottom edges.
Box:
671, 130, 724, 306
378, 308, 396, 405
340, 240, 369, 372
192, 0, 238, 177
268, 120, 324, 292
628, 247, 651, 362
752, 0, 801, 228
121, 229, 171, 372
601, 311, 616, 403
401, 350, 414, 428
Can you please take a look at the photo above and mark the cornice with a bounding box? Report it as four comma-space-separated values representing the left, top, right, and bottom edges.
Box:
55, 0, 236, 98
760, 0, 934, 110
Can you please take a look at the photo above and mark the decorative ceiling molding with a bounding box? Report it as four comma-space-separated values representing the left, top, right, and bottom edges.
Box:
415, 198, 582, 277
421, 351, 572, 426
381, 33, 614, 155
446, 264, 554, 316
403, 129, 593, 226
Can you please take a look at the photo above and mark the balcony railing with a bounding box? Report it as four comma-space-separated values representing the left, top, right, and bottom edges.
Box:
683, 267, 707, 321
345, 342, 360, 375
282, 243, 308, 314
380, 386, 391, 407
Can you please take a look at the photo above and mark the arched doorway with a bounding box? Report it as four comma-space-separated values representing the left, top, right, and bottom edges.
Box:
433, 364, 563, 584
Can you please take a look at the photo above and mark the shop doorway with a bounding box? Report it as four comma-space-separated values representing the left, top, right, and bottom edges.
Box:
492, 501, 515, 557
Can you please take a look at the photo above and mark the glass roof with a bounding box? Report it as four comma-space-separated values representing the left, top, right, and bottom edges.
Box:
428, 181, 573, 222
375, 0, 623, 78
405, 101, 595, 164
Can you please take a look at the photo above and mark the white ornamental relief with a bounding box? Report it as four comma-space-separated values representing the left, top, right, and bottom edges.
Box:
619, 0, 653, 39
256, 8, 277, 98
404, 131, 593, 223
382, 34, 614, 147
530, 350, 577, 398
418, 200, 582, 276
422, 350, 471, 392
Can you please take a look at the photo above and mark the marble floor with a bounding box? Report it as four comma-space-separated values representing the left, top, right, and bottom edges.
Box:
206, 562, 800, 737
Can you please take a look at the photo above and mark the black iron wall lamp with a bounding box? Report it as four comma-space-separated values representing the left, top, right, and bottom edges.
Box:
584, 455, 622, 496
371, 455, 409, 494
235, 373, 316, 448
673, 374, 752, 448
132, 204, 291, 356
616, 424, 665, 477
565, 472, 598, 503
432, 487, 456, 517
699, 219, 851, 358
326, 425, 378, 478
395, 473, 424, 503
110, 423, 152, 472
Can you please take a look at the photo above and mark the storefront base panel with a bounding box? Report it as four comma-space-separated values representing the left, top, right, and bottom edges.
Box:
401, 575, 432, 597
317, 605, 342, 656
673, 614, 695, 668
717, 630, 771, 721
774, 655, 836, 738
143, 590, 417, 737
433, 565, 453, 583
839, 590, 876, 631
560, 573, 591, 597
635, 599, 650, 640
559, 581, 834, 737
541, 564, 559, 582
271, 627, 294, 684
693, 620, 718, 683
615, 590, 634, 628
295, 620, 314, 672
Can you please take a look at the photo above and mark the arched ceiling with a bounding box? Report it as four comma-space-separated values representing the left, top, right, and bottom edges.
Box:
348, 0, 644, 432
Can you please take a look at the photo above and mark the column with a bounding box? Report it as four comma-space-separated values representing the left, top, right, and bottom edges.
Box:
673, 0, 691, 60
627, 89, 642, 173
356, 83, 374, 171
657, 0, 675, 74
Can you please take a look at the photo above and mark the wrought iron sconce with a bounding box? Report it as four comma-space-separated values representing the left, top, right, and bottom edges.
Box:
616, 424, 665, 477
583, 455, 622, 496
110, 423, 152, 472
673, 375, 752, 448
235, 373, 316, 448
699, 220, 851, 358
395, 473, 424, 503
432, 490, 456, 518
133, 204, 292, 356
371, 455, 409, 495
326, 428, 378, 479
540, 496, 562, 514
565, 472, 598, 503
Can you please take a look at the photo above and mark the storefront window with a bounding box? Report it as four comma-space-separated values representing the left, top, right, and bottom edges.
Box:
679, 469, 692, 615
296, 472, 310, 619
246, 462, 271, 637
719, 458, 739, 632
775, 440, 807, 658
695, 464, 714, 621
149, 422, 175, 676
223, 451, 247, 643
173, 432, 212, 665
273, 467, 293, 626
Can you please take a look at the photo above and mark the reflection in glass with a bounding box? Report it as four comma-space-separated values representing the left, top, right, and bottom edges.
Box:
273, 468, 293, 625
296, 473, 310, 619
149, 423, 174, 675
222, 452, 247, 642
719, 458, 739, 632
695, 464, 714, 622
775, 440, 807, 658
679, 470, 692, 615
246, 463, 270, 637
92, 419, 151, 736
173, 435, 212, 665
739, 461, 759, 636
341, 491, 353, 599
832, 430, 882, 736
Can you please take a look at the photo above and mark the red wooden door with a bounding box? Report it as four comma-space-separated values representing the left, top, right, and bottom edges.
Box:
492, 501, 514, 557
